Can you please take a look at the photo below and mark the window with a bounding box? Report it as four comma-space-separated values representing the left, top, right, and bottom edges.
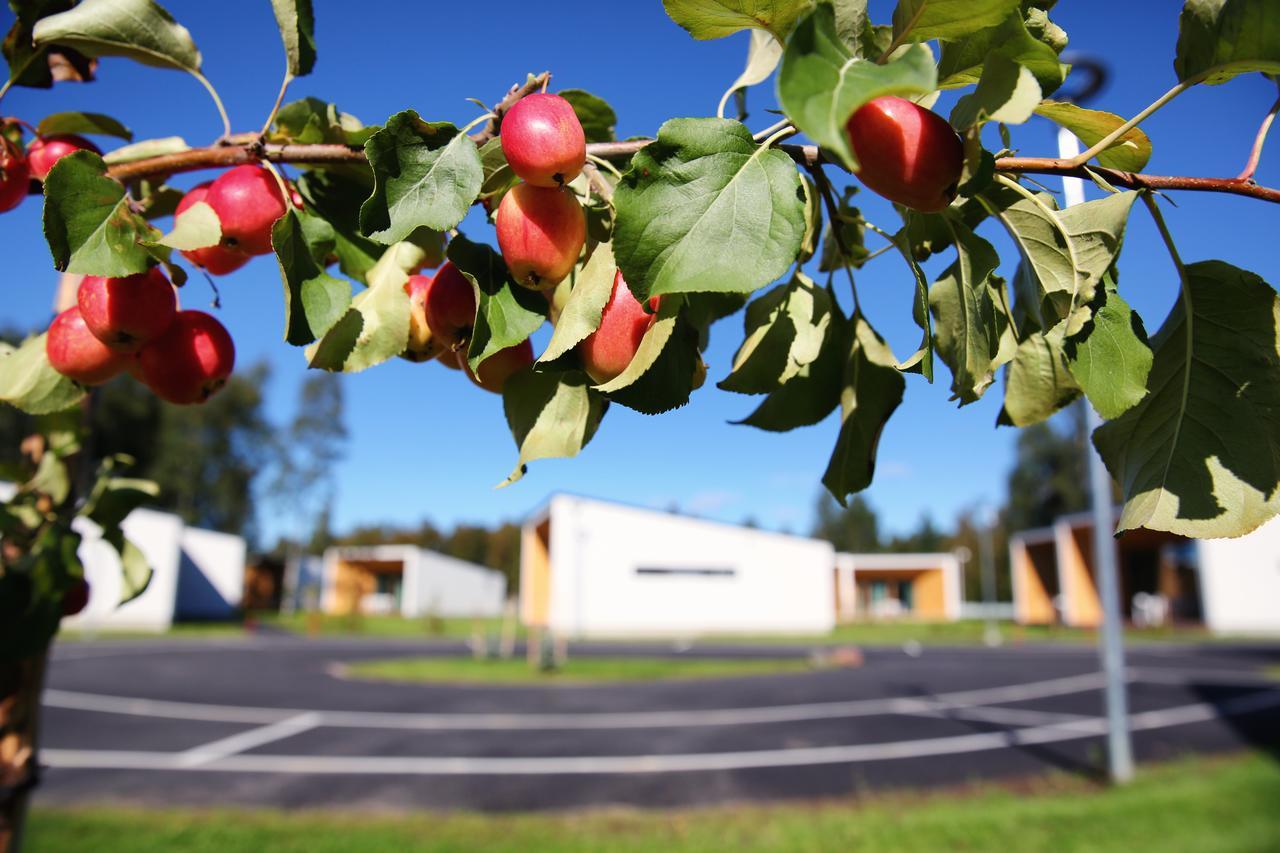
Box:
635, 567, 736, 578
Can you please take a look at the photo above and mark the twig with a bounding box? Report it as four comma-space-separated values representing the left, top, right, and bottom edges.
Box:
101, 139, 1280, 205
469, 72, 551, 148
1237, 91, 1280, 182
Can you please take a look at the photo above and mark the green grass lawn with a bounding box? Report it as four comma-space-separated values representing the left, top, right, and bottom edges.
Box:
27, 752, 1280, 852
342, 654, 818, 684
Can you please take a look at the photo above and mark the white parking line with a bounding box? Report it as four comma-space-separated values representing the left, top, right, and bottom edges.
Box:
43, 671, 1113, 731
175, 713, 322, 768
39, 688, 1280, 776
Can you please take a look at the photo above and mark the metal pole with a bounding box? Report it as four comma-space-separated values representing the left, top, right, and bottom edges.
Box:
978, 508, 1001, 645
1057, 126, 1134, 784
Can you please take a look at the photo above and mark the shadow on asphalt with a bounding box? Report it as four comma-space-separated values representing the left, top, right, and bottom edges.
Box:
1188, 682, 1280, 764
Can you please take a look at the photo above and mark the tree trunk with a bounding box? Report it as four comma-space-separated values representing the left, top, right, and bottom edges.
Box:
0, 652, 47, 853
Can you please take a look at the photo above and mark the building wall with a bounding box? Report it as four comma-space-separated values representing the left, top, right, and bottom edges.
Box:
834, 553, 963, 621
1010, 537, 1058, 625
1199, 516, 1280, 633
520, 520, 552, 627
405, 550, 507, 618
1058, 521, 1103, 628
540, 496, 835, 636
174, 527, 246, 620
61, 508, 185, 632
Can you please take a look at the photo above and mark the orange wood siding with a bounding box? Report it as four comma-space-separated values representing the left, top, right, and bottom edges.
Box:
1062, 525, 1102, 627
1014, 541, 1057, 625
521, 520, 552, 627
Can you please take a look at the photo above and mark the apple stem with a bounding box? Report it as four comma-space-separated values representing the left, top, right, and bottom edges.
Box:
751, 118, 793, 143
1236, 90, 1280, 182
260, 69, 295, 139
459, 112, 497, 137
1066, 78, 1196, 169
261, 160, 295, 213
806, 164, 862, 312
191, 70, 233, 140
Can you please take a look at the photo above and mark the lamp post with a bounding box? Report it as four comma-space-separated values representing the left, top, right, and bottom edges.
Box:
1056, 54, 1134, 784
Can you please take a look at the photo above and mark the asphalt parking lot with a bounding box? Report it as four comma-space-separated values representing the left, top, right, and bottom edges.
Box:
33, 635, 1280, 811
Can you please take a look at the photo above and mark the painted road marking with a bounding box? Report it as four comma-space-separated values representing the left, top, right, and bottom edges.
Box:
39, 688, 1280, 776
43, 671, 1115, 731
175, 713, 322, 768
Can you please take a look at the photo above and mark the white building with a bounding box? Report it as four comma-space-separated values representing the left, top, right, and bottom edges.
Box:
834, 552, 963, 621
521, 494, 836, 637
320, 545, 507, 618
62, 508, 247, 632
1010, 511, 1280, 634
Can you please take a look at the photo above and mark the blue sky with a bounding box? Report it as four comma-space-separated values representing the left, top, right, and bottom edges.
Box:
2, 1, 1277, 543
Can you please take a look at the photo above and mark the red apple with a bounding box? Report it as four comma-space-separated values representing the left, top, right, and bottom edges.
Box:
0, 141, 29, 213
402, 274, 441, 362
175, 182, 252, 275
204, 164, 287, 256
27, 134, 100, 181
46, 307, 129, 385
423, 261, 476, 349
77, 268, 177, 353
62, 577, 90, 616
495, 184, 586, 290
845, 96, 964, 213
463, 340, 534, 394
500, 93, 586, 188
578, 270, 659, 384
136, 310, 235, 405
437, 350, 462, 370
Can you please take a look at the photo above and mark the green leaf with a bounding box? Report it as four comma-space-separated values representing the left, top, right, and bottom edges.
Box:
613, 118, 806, 302
296, 169, 384, 282
1063, 273, 1152, 420
360, 111, 483, 244
950, 54, 1043, 129
270, 0, 316, 77
3, 0, 77, 89
937, 9, 1068, 95
720, 273, 834, 394
979, 186, 1137, 335
777, 5, 936, 172
662, 0, 816, 41
719, 29, 784, 115
102, 135, 188, 165
823, 314, 905, 503
272, 208, 352, 346
272, 97, 374, 147
997, 324, 1079, 427
104, 531, 151, 604
42, 150, 158, 276
0, 334, 85, 414
451, 235, 545, 372
558, 89, 617, 143
1094, 260, 1280, 538
928, 218, 1012, 404
892, 0, 1020, 43
82, 475, 159, 530
306, 242, 420, 373
36, 111, 132, 140
1034, 101, 1153, 173
500, 369, 607, 486
150, 199, 219, 250
33, 0, 202, 72
817, 185, 869, 273
477, 137, 520, 203
889, 213, 935, 380
735, 311, 846, 431
1175, 0, 1280, 85
539, 242, 617, 364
